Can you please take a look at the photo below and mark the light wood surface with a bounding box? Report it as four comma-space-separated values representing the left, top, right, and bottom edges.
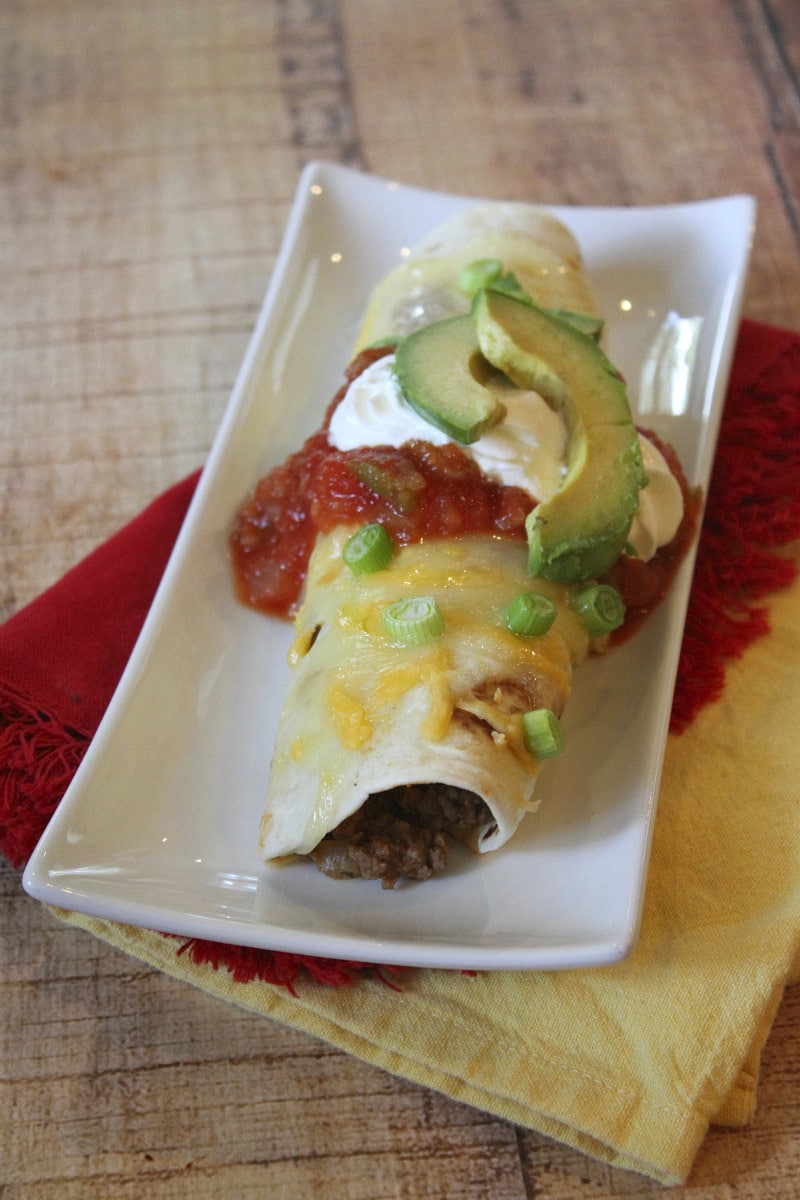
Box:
2, 2, 799, 1196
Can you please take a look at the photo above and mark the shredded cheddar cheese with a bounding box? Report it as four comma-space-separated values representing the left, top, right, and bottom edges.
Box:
283, 527, 592, 777
327, 681, 374, 750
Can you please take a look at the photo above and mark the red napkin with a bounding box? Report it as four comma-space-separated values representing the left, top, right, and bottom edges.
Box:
0, 470, 200, 869
2, 318, 799, 989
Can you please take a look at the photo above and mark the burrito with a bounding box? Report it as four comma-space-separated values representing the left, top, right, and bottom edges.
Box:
230, 203, 692, 887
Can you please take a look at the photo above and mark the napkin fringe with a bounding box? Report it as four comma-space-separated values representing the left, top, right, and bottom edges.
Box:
0, 687, 403, 990
174, 935, 407, 993
0, 682, 89, 870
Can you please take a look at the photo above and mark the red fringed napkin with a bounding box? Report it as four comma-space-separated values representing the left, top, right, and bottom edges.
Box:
0, 470, 201, 868
2, 317, 800, 989
670, 318, 800, 729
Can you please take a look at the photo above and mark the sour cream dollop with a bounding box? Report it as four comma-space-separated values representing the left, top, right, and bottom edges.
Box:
627, 434, 684, 560
329, 355, 566, 501
328, 353, 683, 562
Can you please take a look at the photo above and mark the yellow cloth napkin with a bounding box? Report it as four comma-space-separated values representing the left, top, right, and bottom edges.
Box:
54, 540, 800, 1186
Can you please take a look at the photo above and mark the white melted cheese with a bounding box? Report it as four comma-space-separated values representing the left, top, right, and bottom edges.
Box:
328, 353, 684, 561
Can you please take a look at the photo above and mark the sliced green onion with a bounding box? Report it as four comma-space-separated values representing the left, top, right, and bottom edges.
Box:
458, 257, 504, 297
570, 584, 625, 636
522, 708, 565, 759
382, 596, 445, 645
342, 522, 395, 575
503, 590, 557, 637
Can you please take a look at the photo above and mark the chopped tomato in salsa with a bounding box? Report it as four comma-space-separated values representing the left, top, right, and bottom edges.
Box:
229, 347, 700, 627
230, 346, 531, 617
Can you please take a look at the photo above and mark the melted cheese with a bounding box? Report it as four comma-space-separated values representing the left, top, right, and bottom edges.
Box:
355, 228, 598, 351
289, 528, 591, 765
326, 682, 373, 750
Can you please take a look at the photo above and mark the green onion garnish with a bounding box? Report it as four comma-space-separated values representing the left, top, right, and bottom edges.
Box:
522, 708, 565, 759
503, 590, 557, 637
342, 522, 395, 575
569, 584, 625, 636
382, 596, 445, 645
458, 257, 504, 297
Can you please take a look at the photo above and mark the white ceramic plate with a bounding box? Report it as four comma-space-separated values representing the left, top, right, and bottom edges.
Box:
23, 163, 755, 970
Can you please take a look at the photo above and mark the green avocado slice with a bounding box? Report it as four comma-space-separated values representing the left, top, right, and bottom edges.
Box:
393, 314, 505, 445
472, 288, 645, 582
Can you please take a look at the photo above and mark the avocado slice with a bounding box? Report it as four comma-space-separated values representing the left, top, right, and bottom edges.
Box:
473, 267, 605, 341
394, 314, 506, 445
546, 306, 604, 341
472, 288, 645, 582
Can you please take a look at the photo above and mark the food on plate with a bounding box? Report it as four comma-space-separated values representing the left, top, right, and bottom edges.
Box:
230, 203, 699, 888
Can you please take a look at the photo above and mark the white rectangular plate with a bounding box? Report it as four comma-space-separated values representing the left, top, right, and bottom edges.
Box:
23, 163, 755, 970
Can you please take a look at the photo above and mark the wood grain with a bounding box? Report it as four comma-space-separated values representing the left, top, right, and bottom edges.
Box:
2, 1, 798, 1196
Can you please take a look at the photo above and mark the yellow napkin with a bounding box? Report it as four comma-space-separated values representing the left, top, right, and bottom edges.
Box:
54, 540, 800, 1186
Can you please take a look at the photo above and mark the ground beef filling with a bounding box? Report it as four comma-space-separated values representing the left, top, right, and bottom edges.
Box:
306, 785, 493, 889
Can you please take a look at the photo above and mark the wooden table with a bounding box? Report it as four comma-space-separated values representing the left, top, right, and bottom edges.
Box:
2, 2, 799, 1195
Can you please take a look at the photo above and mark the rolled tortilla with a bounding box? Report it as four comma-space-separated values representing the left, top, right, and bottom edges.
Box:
355, 202, 599, 350
259, 530, 591, 874
258, 204, 605, 885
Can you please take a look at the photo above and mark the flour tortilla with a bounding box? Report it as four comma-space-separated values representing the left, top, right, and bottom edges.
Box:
355, 202, 599, 350
259, 532, 590, 865
259, 204, 601, 873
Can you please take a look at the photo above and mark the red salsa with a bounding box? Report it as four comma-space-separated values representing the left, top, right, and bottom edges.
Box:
230, 346, 531, 617
230, 347, 700, 629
